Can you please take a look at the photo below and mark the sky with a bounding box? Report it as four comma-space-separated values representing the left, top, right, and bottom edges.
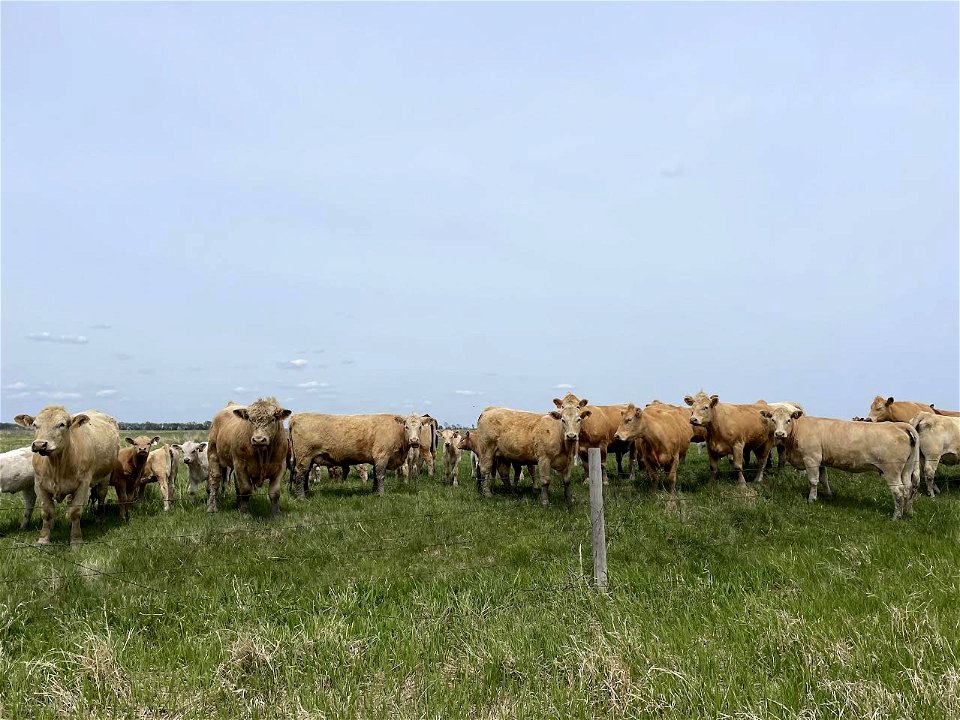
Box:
2, 2, 958, 425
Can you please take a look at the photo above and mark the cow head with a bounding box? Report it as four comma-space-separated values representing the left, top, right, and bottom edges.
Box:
177, 441, 207, 465
15, 406, 90, 457
441, 429, 461, 451
614, 403, 643, 442
760, 405, 803, 440
126, 435, 160, 460
549, 395, 591, 442
232, 397, 292, 447
394, 413, 425, 447
867, 395, 895, 422
684, 392, 719, 427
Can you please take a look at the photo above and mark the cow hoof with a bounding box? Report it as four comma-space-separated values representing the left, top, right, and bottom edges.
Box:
36, 537, 51, 546
70, 539, 83, 546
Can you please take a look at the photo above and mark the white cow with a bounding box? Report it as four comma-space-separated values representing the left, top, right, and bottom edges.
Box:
910, 412, 960, 497
173, 441, 210, 497
0, 447, 37, 529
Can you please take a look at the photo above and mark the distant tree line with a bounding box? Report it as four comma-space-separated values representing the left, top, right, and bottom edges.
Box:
0, 421, 212, 431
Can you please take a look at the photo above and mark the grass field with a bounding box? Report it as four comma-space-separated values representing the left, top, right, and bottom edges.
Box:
1, 428, 958, 719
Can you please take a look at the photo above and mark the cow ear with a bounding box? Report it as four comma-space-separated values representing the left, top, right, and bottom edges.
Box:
580, 409, 592, 419
125, 437, 135, 445
171, 444, 182, 451
233, 408, 249, 420
683, 396, 694, 406
151, 436, 161, 445
14, 414, 34, 428
760, 410, 773, 419
198, 442, 207, 451
578, 398, 589, 408
453, 431, 460, 438
394, 415, 405, 424
709, 396, 720, 407
886, 397, 895, 406
276, 408, 292, 421
549, 410, 562, 419
70, 414, 90, 427
634, 407, 642, 418
552, 398, 563, 409
791, 410, 803, 419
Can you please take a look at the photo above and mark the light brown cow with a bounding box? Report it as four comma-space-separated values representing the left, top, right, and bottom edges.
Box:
206, 397, 292, 515
910, 411, 960, 497
439, 429, 463, 486
401, 415, 439, 480
14, 407, 119, 544
867, 396, 931, 423
683, 392, 775, 487
289, 412, 425, 496
576, 403, 633, 483
615, 403, 693, 496
140, 445, 179, 511
930, 404, 960, 418
761, 405, 919, 519
475, 395, 591, 506
111, 435, 160, 520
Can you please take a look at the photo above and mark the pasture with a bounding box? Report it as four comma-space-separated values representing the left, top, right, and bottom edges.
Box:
1, 428, 958, 719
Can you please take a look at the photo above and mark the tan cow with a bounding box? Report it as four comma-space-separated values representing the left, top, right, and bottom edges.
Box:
614, 403, 693, 496
140, 445, 179, 510
439, 429, 463, 486
867, 396, 931, 423
475, 395, 591, 506
930, 405, 960, 418
289, 412, 425, 496
111, 435, 160, 520
13, 407, 119, 544
0, 447, 38, 529
403, 415, 439, 479
761, 405, 919, 519
206, 397, 292, 515
910, 411, 960, 497
576, 403, 633, 483
684, 392, 775, 487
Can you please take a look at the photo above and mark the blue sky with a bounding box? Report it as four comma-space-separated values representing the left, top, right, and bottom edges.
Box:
2, 2, 957, 424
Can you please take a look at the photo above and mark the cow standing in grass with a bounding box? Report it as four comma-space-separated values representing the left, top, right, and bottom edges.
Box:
112, 435, 159, 520
401, 415, 439, 480
439, 429, 463, 486
174, 441, 210, 498
910, 411, 960, 497
0, 447, 37, 529
13, 407, 119, 545
576, 403, 634, 483
140, 445, 179, 511
761, 405, 919, 519
615, 402, 693, 496
684, 392, 775, 487
475, 395, 591, 506
289, 412, 426, 496
206, 397, 292, 516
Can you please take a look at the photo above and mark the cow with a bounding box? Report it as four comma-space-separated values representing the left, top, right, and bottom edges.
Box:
751, 401, 805, 470
648, 400, 707, 461
683, 392, 775, 487
206, 397, 292, 515
910, 412, 960, 497
930, 404, 960, 418
576, 403, 633, 483
173, 440, 210, 498
439, 429, 463, 485
0, 447, 38, 529
111, 435, 160, 520
761, 405, 919, 519
475, 395, 591, 506
615, 403, 693, 496
140, 445, 178, 511
401, 415, 439, 479
289, 412, 426, 497
867, 396, 932, 424
13, 407, 119, 545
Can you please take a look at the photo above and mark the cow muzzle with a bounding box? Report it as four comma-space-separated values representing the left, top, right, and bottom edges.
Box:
251, 436, 270, 446
32, 441, 50, 455
775, 431, 787, 439
409, 439, 420, 448
565, 432, 578, 441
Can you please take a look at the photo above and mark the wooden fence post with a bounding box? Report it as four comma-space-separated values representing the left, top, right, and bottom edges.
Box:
588, 447, 608, 591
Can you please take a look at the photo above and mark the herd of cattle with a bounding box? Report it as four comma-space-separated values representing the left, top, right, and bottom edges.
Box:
1, 393, 958, 544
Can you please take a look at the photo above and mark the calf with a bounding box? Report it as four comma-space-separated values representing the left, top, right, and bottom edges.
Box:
290, 412, 425, 496
439, 429, 463, 485
140, 445, 178, 510
206, 397, 292, 516
0, 447, 38, 529
475, 395, 591, 506
910, 411, 960, 497
762, 405, 919, 519
615, 403, 693, 496
174, 441, 209, 497
867, 396, 931, 423
403, 414, 439, 479
111, 435, 160, 520
684, 392, 775, 487
14, 407, 119, 544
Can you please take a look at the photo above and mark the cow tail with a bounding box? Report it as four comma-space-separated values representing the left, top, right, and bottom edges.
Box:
905, 425, 920, 490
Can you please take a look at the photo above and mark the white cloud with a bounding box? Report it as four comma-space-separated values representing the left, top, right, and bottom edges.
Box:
36, 391, 82, 400
554, 383, 575, 389
3, 382, 28, 390
27, 332, 89, 345
90, 323, 111, 330
296, 380, 329, 388
277, 359, 308, 370
233, 386, 257, 393
95, 389, 119, 397
6, 391, 31, 399
455, 389, 483, 396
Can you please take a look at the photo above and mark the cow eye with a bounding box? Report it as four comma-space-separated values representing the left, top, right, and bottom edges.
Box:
57, 422, 66, 429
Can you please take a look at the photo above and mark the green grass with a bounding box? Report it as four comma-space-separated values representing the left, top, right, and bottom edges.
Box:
1, 429, 958, 719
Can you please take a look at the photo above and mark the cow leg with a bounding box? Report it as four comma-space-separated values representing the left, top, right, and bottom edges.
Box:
563, 468, 574, 506
817, 467, 832, 497
513, 463, 523, 492
667, 455, 679, 496
879, 464, 906, 520
268, 470, 283, 518
373, 462, 387, 496
538, 460, 551, 506
804, 464, 822, 503
754, 445, 772, 484
235, 469, 253, 515
292, 456, 312, 501
628, 443, 637, 481
895, 462, 915, 518
116, 480, 132, 521
36, 484, 55, 545
707, 451, 720, 483
614, 448, 625, 478
206, 446, 222, 512
777, 444, 786, 471
732, 444, 747, 487
600, 447, 609, 485
923, 457, 941, 497
20, 486, 37, 530
67, 482, 92, 545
